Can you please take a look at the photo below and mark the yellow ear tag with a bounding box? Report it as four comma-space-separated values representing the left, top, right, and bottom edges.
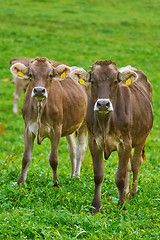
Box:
61, 71, 66, 79
18, 71, 24, 77
79, 78, 85, 85
126, 78, 132, 86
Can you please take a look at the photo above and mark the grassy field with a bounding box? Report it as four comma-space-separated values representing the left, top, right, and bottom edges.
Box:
0, 0, 160, 239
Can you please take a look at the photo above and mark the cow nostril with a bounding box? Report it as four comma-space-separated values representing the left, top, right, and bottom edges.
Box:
97, 102, 101, 108
42, 89, 46, 94
34, 88, 37, 94
106, 101, 110, 108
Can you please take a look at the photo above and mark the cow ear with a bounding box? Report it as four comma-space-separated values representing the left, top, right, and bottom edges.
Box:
54, 64, 71, 79
118, 69, 138, 85
10, 63, 28, 79
70, 68, 90, 85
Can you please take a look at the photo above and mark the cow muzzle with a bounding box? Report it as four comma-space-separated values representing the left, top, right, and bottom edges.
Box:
94, 99, 113, 114
32, 87, 48, 101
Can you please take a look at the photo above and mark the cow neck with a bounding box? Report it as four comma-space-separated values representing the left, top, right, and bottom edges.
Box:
97, 111, 112, 130
36, 100, 44, 144
97, 112, 112, 140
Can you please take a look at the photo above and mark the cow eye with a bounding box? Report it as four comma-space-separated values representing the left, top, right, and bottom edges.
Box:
90, 80, 95, 85
28, 73, 32, 78
49, 74, 53, 79
114, 79, 119, 85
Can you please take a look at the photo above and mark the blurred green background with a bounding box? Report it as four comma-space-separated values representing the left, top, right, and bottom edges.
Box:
0, 0, 159, 239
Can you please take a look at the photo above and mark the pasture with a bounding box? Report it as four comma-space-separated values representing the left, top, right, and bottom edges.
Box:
0, 0, 160, 239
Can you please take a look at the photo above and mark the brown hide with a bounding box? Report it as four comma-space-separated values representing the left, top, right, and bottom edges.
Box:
86, 60, 153, 213
23, 76, 87, 138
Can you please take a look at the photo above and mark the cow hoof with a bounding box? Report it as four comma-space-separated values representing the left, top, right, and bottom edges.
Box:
130, 189, 137, 197
17, 177, 25, 185
91, 202, 101, 214
117, 201, 126, 210
125, 193, 131, 200
74, 174, 80, 179
53, 180, 60, 187
13, 109, 18, 114
91, 207, 101, 214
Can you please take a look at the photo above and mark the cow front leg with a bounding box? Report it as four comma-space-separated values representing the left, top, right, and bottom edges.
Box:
17, 127, 35, 185
88, 135, 104, 214
115, 143, 132, 209
49, 132, 61, 187
75, 123, 87, 177
131, 144, 144, 196
66, 134, 76, 178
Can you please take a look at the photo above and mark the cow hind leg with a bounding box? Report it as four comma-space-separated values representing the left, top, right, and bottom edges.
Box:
13, 92, 20, 114
131, 144, 144, 196
66, 134, 76, 178
75, 124, 87, 178
115, 143, 132, 209
13, 77, 29, 114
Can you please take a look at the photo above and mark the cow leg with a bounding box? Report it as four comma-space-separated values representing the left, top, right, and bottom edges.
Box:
13, 92, 19, 114
13, 77, 29, 114
66, 134, 76, 178
75, 123, 87, 177
131, 144, 144, 196
124, 158, 131, 197
88, 135, 104, 214
17, 127, 35, 185
115, 143, 132, 208
49, 131, 61, 187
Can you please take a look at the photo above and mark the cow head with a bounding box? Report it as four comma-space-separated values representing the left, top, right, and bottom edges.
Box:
71, 60, 138, 114
10, 57, 71, 102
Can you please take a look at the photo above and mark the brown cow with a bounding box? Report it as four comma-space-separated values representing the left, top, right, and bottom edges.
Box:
72, 60, 153, 213
10, 57, 63, 114
10, 57, 87, 185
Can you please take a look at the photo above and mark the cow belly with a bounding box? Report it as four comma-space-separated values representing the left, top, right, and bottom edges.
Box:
132, 111, 153, 147
62, 121, 83, 136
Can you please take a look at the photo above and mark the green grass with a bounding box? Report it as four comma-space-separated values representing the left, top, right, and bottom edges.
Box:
0, 0, 160, 239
